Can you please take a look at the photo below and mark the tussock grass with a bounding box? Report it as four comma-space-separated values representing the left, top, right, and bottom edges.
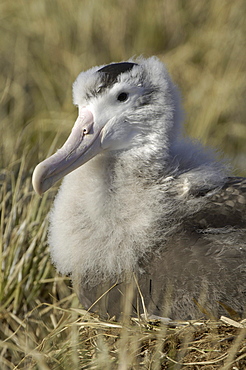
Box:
1, 0, 246, 368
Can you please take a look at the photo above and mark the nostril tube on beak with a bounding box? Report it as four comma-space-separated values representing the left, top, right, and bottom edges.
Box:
76, 108, 94, 136
82, 121, 93, 135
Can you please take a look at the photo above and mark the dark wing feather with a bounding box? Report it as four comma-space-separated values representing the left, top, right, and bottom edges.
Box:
191, 177, 246, 229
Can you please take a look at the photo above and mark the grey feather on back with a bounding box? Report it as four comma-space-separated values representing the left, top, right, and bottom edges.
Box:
190, 177, 246, 230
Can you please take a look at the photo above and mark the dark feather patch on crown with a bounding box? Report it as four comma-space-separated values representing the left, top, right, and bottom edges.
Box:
97, 62, 138, 88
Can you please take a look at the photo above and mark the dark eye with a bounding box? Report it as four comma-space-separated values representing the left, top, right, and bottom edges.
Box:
117, 92, 129, 102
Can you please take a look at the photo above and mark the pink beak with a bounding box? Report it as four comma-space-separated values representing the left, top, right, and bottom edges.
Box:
32, 108, 102, 195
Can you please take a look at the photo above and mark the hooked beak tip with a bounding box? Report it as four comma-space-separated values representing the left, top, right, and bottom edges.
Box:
32, 163, 45, 195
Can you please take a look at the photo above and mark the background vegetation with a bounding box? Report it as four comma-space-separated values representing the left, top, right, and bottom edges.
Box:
1, 0, 245, 368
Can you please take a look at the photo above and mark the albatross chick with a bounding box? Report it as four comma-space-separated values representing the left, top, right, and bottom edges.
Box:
32, 57, 246, 320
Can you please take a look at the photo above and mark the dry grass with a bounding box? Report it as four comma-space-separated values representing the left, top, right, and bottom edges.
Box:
1, 0, 246, 368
